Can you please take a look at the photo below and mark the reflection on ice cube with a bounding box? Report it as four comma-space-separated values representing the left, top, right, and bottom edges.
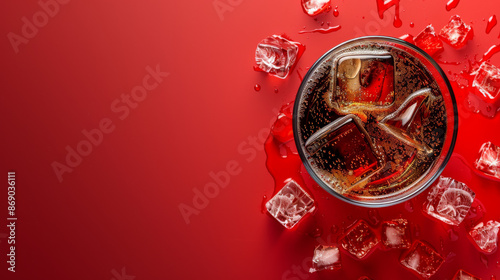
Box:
309, 245, 341, 273
414, 25, 444, 56
469, 220, 500, 253
326, 51, 395, 118
475, 141, 500, 179
301, 0, 330, 16
439, 15, 473, 49
266, 180, 315, 229
424, 176, 475, 226
473, 62, 500, 100
305, 115, 382, 191
377, 88, 433, 154
381, 219, 411, 249
255, 35, 303, 79
400, 240, 444, 279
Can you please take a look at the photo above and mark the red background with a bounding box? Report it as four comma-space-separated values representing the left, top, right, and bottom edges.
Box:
1, 0, 500, 279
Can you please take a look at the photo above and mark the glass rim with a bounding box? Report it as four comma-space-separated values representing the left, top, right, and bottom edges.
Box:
292, 35, 459, 208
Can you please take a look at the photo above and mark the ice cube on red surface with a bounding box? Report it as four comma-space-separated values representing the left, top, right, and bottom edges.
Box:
334, 53, 395, 107
469, 220, 500, 253
309, 245, 341, 273
475, 141, 500, 179
272, 102, 294, 143
339, 220, 379, 259
400, 240, 444, 279
423, 176, 475, 225
266, 180, 315, 229
301, 0, 330, 16
452, 269, 481, 280
305, 115, 381, 190
255, 35, 304, 79
400, 34, 415, 44
381, 219, 411, 249
439, 15, 474, 49
414, 25, 444, 56
473, 62, 500, 101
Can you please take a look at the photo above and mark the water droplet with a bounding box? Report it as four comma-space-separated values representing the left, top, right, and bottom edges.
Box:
274, 88, 279, 93
410, 22, 415, 28
446, 251, 457, 263
404, 200, 414, 212
480, 253, 489, 267
447, 228, 459, 241
261, 195, 268, 213
309, 227, 323, 238
254, 84, 261, 91
331, 225, 339, 234
367, 209, 381, 226
446, 0, 460, 11
486, 15, 497, 34
414, 224, 421, 237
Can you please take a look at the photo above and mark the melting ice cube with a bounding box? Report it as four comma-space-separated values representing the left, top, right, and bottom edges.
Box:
469, 220, 500, 253
301, 0, 330, 16
400, 240, 444, 279
452, 269, 481, 280
381, 219, 411, 249
377, 88, 433, 154
414, 25, 444, 56
309, 245, 341, 273
400, 34, 415, 44
330, 52, 395, 111
475, 141, 500, 179
305, 115, 381, 191
254, 35, 304, 79
439, 15, 474, 49
266, 180, 315, 229
473, 62, 500, 101
339, 220, 379, 259
424, 176, 475, 225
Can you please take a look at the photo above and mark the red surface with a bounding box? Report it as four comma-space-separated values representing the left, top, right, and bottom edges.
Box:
1, 0, 500, 279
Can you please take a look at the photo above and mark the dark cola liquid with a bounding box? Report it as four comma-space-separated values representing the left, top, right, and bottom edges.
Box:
295, 41, 447, 199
